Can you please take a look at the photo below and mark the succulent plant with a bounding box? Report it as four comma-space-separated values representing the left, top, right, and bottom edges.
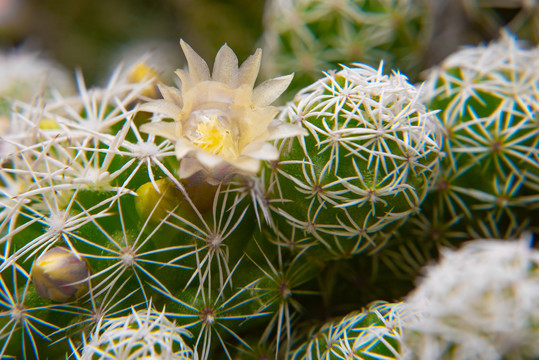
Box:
0, 51, 74, 109
290, 301, 407, 360
372, 31, 539, 285
260, 0, 435, 96
403, 234, 539, 360
78, 304, 196, 360
266, 62, 441, 259
0, 39, 310, 359
0, 23, 537, 360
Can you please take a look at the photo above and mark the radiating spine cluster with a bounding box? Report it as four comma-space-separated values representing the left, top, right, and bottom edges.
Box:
78, 305, 196, 360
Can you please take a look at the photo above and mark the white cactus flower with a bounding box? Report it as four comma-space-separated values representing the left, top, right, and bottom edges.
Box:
140, 40, 306, 182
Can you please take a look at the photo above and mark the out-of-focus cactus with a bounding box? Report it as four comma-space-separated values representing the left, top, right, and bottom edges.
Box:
0, 51, 75, 158
403, 234, 539, 360
261, 0, 435, 96
462, 0, 539, 43
0, 51, 74, 108
267, 62, 441, 259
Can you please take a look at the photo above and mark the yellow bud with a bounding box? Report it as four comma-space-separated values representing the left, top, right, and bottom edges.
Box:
135, 176, 218, 224
39, 118, 60, 130
128, 62, 162, 98
135, 178, 184, 223
31, 247, 90, 302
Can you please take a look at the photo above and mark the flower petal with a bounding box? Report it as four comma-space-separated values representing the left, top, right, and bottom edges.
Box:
238, 48, 262, 88
140, 121, 179, 140
139, 100, 181, 119
252, 74, 294, 106
267, 122, 308, 140
230, 156, 261, 174
175, 68, 194, 93
157, 83, 183, 107
242, 142, 279, 160
179, 157, 204, 179
212, 44, 239, 87
195, 150, 226, 168
175, 138, 198, 159
180, 39, 210, 83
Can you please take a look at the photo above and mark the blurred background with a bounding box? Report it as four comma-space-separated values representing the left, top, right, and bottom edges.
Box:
0, 0, 538, 86
0, 0, 265, 84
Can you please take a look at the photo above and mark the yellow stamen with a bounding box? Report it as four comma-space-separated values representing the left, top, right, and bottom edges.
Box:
191, 116, 239, 160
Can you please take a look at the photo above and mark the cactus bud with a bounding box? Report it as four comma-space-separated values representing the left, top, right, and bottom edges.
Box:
128, 62, 162, 98
38, 118, 61, 130
135, 175, 218, 224
31, 247, 90, 302
135, 178, 184, 223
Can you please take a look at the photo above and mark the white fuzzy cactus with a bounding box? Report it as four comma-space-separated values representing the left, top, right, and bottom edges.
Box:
79, 305, 196, 360
403, 234, 539, 360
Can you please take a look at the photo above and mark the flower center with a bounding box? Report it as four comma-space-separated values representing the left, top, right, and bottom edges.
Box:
190, 114, 239, 160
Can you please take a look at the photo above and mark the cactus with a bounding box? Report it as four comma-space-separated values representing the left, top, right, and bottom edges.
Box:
290, 301, 407, 360
0, 28, 538, 360
76, 304, 196, 360
371, 31, 539, 284
403, 234, 539, 360
0, 51, 74, 114
0, 41, 311, 359
260, 0, 435, 96
267, 62, 441, 259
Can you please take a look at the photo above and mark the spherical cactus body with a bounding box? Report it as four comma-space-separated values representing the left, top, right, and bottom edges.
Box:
410, 32, 538, 255
290, 301, 407, 360
268, 63, 441, 259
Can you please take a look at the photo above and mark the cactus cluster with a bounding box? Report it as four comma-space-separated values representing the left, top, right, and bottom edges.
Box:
375, 32, 539, 283
0, 6, 538, 360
